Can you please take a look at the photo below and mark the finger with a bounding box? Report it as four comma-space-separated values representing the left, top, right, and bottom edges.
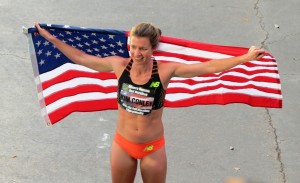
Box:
34, 22, 42, 31
249, 46, 257, 52
257, 51, 265, 60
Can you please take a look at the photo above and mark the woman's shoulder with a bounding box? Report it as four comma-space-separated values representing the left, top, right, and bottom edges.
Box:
109, 56, 130, 77
156, 60, 178, 86
105, 56, 129, 67
157, 60, 181, 71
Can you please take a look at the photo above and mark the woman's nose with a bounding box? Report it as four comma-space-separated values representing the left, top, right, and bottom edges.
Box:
134, 49, 141, 56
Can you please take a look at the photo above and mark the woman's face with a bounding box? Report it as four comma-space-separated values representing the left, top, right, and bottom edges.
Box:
129, 36, 154, 64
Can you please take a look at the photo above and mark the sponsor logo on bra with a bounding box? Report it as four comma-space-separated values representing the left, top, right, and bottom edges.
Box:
150, 81, 160, 88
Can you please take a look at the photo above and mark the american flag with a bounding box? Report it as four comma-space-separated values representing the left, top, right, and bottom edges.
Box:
24, 24, 282, 125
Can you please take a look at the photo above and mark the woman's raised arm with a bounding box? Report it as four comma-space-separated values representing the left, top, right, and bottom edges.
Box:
171, 46, 265, 78
34, 22, 121, 72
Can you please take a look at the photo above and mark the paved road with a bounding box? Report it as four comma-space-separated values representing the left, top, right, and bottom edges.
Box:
1, 0, 299, 182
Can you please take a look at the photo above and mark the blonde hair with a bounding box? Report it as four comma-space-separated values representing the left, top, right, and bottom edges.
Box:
130, 22, 162, 49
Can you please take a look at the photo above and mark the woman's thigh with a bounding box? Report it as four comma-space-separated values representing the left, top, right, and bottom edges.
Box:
110, 141, 138, 183
140, 146, 167, 183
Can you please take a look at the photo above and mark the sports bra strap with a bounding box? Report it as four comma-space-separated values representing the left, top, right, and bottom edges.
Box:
151, 59, 158, 76
125, 59, 133, 72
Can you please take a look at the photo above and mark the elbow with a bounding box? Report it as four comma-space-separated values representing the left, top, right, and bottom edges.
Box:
75, 51, 89, 64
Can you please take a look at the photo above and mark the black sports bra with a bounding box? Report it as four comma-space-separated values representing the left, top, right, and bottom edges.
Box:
117, 59, 166, 115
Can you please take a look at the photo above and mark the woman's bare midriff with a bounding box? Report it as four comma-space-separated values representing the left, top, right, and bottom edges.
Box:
116, 105, 164, 143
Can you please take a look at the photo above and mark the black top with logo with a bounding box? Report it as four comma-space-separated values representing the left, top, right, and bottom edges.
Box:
117, 59, 166, 115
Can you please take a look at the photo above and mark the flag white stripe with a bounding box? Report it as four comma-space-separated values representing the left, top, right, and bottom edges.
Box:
158, 43, 231, 59
230, 65, 278, 72
155, 56, 201, 64
165, 88, 282, 102
249, 60, 277, 66
39, 63, 98, 82
158, 42, 232, 59
41, 77, 118, 97
216, 72, 280, 79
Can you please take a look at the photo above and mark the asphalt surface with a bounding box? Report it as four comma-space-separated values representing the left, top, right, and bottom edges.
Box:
1, 0, 299, 183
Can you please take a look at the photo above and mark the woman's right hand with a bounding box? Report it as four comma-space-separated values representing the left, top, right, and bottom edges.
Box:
34, 22, 54, 41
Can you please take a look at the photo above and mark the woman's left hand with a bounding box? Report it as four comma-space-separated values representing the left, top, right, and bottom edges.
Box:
244, 46, 265, 62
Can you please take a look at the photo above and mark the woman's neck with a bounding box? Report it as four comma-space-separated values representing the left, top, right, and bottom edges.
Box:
131, 59, 153, 75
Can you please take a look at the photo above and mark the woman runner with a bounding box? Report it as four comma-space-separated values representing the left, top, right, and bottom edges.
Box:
34, 22, 264, 183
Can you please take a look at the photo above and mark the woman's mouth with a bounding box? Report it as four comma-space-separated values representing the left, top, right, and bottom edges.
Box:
135, 57, 144, 62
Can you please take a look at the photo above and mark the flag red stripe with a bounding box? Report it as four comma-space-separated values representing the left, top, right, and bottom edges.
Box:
171, 75, 280, 85
48, 99, 118, 124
